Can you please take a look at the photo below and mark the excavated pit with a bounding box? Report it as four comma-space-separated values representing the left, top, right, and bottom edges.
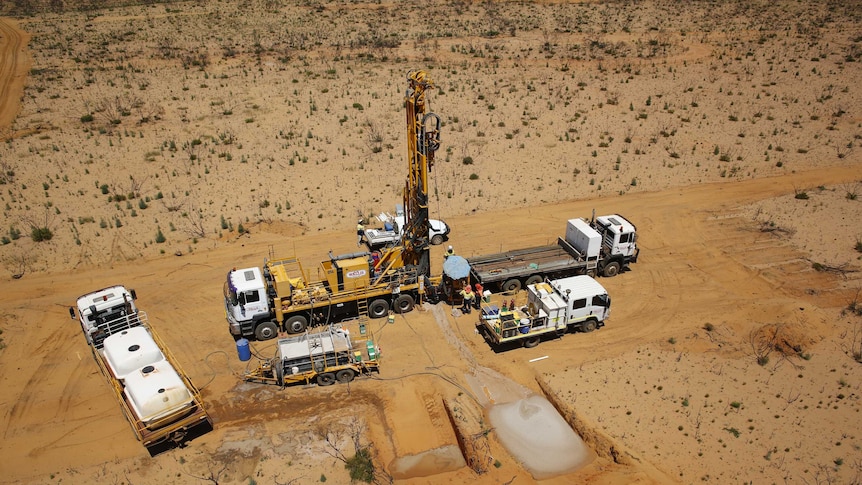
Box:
465, 367, 595, 479
388, 444, 465, 479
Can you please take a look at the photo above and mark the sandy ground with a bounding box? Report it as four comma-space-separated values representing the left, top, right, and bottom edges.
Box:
1, 1, 862, 484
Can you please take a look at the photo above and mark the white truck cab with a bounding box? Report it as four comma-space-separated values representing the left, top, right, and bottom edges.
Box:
71, 285, 139, 348
526, 275, 611, 331
593, 214, 638, 259
224, 267, 273, 339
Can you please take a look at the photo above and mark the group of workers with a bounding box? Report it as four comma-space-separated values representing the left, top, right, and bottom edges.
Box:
458, 282, 484, 314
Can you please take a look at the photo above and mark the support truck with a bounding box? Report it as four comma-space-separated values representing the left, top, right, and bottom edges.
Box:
362, 204, 450, 250
71, 286, 212, 452
467, 214, 639, 292
477, 275, 611, 349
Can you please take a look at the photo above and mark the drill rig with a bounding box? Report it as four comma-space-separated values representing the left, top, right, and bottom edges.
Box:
224, 70, 443, 340
371, 69, 441, 283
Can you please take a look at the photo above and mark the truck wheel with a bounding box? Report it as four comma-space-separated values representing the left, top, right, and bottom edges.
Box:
582, 319, 597, 333
525, 275, 543, 287
369, 299, 390, 318
393, 294, 415, 313
285, 315, 308, 334
602, 261, 621, 278
430, 234, 445, 245
336, 369, 356, 383
524, 336, 541, 348
255, 321, 279, 340
502, 279, 522, 293
317, 373, 336, 386
587, 269, 598, 278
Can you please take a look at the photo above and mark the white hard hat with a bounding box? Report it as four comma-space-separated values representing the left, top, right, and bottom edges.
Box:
447, 245, 453, 251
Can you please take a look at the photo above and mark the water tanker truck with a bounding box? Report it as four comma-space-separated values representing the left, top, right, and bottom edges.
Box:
71, 286, 211, 452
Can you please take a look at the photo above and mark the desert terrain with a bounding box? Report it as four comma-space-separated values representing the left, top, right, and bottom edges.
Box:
1, 1, 861, 484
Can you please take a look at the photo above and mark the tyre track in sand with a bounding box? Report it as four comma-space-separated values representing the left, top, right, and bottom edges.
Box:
0, 17, 30, 136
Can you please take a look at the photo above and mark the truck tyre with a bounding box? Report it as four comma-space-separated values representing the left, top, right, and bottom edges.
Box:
317, 373, 336, 386
393, 294, 415, 313
255, 321, 279, 341
502, 279, 522, 293
369, 299, 390, 318
524, 336, 541, 348
587, 269, 598, 278
582, 319, 597, 333
602, 261, 621, 278
525, 275, 543, 287
336, 369, 356, 383
430, 234, 445, 245
285, 315, 308, 334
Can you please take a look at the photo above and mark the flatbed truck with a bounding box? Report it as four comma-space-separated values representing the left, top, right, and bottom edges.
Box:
468, 214, 639, 292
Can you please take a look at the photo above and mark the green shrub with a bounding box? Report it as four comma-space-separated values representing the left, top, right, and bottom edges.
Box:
345, 447, 373, 483
31, 227, 53, 242
155, 228, 166, 243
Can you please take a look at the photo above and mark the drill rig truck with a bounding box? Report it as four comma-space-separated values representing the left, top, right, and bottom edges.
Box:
70, 286, 211, 452
225, 69, 442, 341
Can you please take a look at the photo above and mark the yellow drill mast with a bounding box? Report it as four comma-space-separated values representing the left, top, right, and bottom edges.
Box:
374, 70, 440, 281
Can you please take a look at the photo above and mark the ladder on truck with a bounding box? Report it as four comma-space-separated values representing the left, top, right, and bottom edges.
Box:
354, 298, 380, 362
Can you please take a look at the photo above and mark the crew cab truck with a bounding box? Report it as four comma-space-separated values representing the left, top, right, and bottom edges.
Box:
243, 320, 380, 387
467, 214, 639, 292
363, 204, 450, 250
477, 275, 611, 349
70, 286, 211, 452
225, 252, 421, 341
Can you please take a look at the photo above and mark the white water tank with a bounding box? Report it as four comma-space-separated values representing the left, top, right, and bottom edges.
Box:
102, 326, 165, 380
124, 360, 193, 424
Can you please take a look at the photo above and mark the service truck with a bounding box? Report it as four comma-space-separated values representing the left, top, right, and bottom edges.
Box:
363, 204, 450, 250
71, 286, 212, 452
476, 275, 611, 349
467, 214, 639, 292
225, 70, 443, 341
243, 319, 380, 387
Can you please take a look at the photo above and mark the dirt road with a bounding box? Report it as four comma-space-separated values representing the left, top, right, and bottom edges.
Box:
1, 162, 859, 483
0, 17, 29, 136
